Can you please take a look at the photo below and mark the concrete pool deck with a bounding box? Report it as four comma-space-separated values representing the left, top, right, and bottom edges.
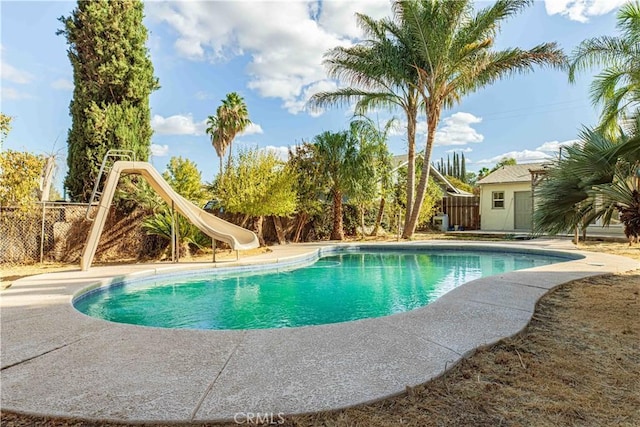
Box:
1, 239, 638, 423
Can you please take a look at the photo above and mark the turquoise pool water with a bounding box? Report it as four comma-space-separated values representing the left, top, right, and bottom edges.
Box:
74, 249, 566, 330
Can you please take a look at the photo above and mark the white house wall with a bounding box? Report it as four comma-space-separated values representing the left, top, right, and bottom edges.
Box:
479, 182, 531, 231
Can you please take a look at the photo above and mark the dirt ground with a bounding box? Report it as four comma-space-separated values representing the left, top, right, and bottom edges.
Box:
1, 241, 639, 426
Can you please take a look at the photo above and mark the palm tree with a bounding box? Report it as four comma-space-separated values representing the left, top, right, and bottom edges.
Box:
568, 1, 640, 135
313, 130, 359, 240
308, 12, 423, 231
396, 0, 565, 238
310, 0, 565, 239
205, 115, 226, 177
349, 115, 396, 236
534, 117, 640, 239
477, 167, 491, 180
206, 92, 251, 177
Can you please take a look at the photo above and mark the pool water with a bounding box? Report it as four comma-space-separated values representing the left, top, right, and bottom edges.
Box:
74, 250, 565, 330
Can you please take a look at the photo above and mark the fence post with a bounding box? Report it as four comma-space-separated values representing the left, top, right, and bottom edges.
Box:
40, 202, 46, 264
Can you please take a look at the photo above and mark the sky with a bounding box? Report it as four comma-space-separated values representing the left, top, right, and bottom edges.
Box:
0, 0, 629, 195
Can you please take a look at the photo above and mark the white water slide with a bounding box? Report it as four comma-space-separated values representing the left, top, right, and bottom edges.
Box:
80, 161, 259, 271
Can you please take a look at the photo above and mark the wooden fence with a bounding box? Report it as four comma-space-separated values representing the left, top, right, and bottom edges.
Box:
442, 195, 480, 230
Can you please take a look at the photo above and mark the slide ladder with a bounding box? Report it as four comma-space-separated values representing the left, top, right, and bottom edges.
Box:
86, 149, 136, 221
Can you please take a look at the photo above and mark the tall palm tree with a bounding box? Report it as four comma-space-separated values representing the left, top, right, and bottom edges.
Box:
205, 115, 226, 177
396, 0, 565, 237
220, 92, 251, 171
313, 130, 359, 240
310, 0, 565, 239
308, 12, 423, 230
206, 92, 251, 177
568, 1, 640, 135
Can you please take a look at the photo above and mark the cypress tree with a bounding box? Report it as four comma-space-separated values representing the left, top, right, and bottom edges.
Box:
453, 152, 458, 178
447, 155, 451, 176
461, 152, 467, 182
58, 0, 159, 201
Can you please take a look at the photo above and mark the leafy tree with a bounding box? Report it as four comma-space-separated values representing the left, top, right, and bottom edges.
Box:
206, 92, 251, 176
58, 0, 159, 202
142, 157, 209, 256
162, 157, 207, 204
0, 113, 12, 150
287, 143, 326, 242
214, 148, 297, 245
0, 150, 45, 210
491, 157, 517, 172
568, 1, 640, 135
477, 167, 491, 180
444, 175, 474, 193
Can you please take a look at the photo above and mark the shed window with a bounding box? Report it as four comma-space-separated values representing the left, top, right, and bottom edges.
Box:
492, 191, 505, 209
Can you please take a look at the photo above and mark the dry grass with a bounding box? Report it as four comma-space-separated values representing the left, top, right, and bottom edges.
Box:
1, 241, 639, 426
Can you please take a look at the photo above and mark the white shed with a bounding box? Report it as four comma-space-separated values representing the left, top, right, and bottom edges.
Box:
477, 163, 547, 231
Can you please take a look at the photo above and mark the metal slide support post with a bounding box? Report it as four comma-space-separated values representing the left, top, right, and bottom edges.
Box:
171, 201, 176, 262
236, 250, 239, 261
176, 207, 180, 263
212, 239, 216, 263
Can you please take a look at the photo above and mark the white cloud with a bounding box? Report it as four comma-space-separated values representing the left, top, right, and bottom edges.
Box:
152, 113, 264, 139
434, 112, 484, 146
475, 150, 553, 165
288, 79, 339, 116
151, 114, 207, 135
536, 139, 580, 152
0, 61, 34, 84
51, 78, 73, 91
1, 86, 32, 100
446, 147, 473, 153
544, 0, 627, 23
260, 145, 293, 161
150, 144, 169, 157
147, 1, 389, 115
239, 122, 264, 137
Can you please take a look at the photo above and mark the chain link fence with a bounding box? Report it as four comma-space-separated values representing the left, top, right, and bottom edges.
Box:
1, 202, 90, 267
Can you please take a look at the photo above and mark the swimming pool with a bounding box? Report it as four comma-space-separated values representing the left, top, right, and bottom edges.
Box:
74, 247, 570, 330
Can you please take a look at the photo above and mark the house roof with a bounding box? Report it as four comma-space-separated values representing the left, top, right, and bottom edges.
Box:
391, 154, 472, 196
477, 162, 550, 185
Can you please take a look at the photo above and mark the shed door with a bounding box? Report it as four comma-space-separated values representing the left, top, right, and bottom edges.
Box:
514, 191, 532, 230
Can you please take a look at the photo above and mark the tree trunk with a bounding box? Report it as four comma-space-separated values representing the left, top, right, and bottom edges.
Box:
293, 212, 308, 243
273, 216, 286, 245
331, 190, 344, 240
219, 155, 224, 179
253, 215, 265, 246
371, 197, 386, 236
226, 139, 234, 172
404, 103, 440, 239
404, 113, 417, 229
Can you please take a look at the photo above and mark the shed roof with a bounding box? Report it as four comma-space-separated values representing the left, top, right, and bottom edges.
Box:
477, 163, 550, 185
